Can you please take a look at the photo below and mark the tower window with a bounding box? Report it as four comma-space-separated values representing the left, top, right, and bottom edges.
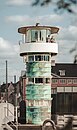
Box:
31, 30, 38, 42
35, 31, 38, 40
35, 55, 41, 61
44, 55, 49, 61
28, 55, 34, 62
35, 55, 50, 61
28, 78, 34, 84
46, 78, 50, 83
40, 31, 41, 40
35, 78, 43, 83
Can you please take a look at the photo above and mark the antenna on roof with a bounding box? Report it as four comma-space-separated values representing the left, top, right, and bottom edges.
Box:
36, 23, 40, 26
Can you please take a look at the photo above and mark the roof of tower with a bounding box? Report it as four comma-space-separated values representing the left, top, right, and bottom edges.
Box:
18, 25, 59, 34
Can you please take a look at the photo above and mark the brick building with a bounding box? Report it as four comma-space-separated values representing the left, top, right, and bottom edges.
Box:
51, 63, 77, 126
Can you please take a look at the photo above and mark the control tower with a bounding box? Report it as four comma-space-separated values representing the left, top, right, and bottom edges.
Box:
18, 24, 59, 124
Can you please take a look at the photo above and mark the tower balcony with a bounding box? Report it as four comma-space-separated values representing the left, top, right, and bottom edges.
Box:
18, 25, 59, 56
19, 42, 58, 56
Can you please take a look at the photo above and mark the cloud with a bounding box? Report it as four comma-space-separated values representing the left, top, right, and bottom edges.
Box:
5, 14, 65, 26
71, 16, 77, 26
5, 13, 75, 28
5, 15, 31, 24
0, 37, 10, 50
56, 40, 75, 63
69, 26, 77, 37
58, 25, 77, 41
38, 14, 64, 25
6, 0, 33, 6
0, 37, 24, 83
0, 37, 19, 56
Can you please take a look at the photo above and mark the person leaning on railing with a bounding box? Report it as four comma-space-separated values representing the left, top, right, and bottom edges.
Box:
46, 35, 55, 43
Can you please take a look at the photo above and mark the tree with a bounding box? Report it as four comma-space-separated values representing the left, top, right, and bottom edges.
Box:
70, 42, 77, 63
32, 0, 77, 14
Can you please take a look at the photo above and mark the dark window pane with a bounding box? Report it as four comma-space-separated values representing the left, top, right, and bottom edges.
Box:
35, 78, 43, 83
46, 78, 50, 83
35, 55, 41, 61
28, 56, 34, 61
44, 55, 49, 61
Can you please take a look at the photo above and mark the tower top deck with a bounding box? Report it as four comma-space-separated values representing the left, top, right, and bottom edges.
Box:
18, 25, 59, 34
18, 24, 59, 56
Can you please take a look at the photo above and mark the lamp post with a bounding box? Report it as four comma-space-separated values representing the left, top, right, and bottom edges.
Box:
6, 60, 8, 102
6, 60, 9, 117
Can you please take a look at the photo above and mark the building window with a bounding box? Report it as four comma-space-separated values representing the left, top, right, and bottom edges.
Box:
31, 30, 38, 42
46, 78, 50, 83
59, 79, 66, 84
52, 79, 58, 83
26, 30, 31, 42
35, 31, 38, 40
44, 55, 49, 61
59, 70, 65, 76
67, 79, 72, 84
35, 55, 41, 61
28, 55, 34, 62
28, 78, 34, 84
35, 55, 50, 61
43, 78, 50, 84
35, 78, 43, 84
51, 88, 57, 94
73, 79, 77, 84
41, 30, 46, 42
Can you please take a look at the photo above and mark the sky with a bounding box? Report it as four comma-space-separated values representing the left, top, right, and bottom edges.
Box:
0, 0, 77, 84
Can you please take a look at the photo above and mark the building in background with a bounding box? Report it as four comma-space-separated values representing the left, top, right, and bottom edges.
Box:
0, 81, 21, 106
51, 63, 77, 126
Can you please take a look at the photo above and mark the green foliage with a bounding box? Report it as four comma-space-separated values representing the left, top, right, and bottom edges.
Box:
32, 0, 77, 13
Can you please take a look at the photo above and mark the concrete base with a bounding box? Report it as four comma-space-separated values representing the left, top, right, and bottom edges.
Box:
18, 124, 42, 130
11, 124, 42, 130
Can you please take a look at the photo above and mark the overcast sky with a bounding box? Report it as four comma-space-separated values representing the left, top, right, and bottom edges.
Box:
0, 0, 77, 84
